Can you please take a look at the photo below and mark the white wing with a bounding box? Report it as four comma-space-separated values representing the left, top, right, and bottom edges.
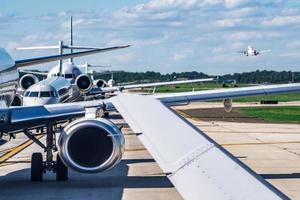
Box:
120, 78, 214, 90
156, 83, 300, 106
111, 94, 288, 200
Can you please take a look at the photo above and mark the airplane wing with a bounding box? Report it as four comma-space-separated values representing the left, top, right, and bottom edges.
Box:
14, 45, 130, 68
237, 51, 246, 54
111, 94, 288, 200
259, 49, 271, 53
18, 70, 48, 76
156, 83, 300, 106
88, 78, 215, 96
119, 78, 214, 90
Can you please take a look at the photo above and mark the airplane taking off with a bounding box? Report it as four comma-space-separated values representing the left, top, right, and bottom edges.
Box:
238, 45, 271, 56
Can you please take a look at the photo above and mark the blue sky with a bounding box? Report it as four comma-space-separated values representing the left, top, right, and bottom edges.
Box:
1, 0, 300, 75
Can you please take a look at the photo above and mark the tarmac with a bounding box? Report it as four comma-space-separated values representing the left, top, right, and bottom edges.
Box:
0, 102, 299, 199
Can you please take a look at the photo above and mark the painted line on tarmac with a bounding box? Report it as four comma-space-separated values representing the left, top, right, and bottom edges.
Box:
0, 135, 44, 164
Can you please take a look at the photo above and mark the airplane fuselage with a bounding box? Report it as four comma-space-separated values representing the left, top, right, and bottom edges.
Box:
22, 77, 72, 106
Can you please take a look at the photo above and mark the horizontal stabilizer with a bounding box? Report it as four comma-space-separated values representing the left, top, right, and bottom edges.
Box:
15, 45, 130, 67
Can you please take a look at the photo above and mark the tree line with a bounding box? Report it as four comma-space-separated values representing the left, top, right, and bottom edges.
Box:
94, 70, 299, 84
20, 70, 299, 84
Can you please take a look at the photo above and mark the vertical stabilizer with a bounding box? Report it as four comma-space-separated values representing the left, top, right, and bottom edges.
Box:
70, 16, 74, 63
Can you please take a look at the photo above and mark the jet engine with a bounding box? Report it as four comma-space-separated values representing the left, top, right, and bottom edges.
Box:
19, 74, 39, 90
95, 79, 107, 88
223, 98, 233, 113
75, 74, 93, 92
58, 118, 125, 173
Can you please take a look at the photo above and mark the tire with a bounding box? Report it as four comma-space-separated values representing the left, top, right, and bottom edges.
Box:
56, 154, 68, 181
31, 153, 43, 182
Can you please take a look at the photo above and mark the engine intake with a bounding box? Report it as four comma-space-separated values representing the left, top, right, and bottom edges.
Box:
75, 74, 93, 92
95, 79, 107, 88
19, 74, 39, 90
58, 118, 124, 173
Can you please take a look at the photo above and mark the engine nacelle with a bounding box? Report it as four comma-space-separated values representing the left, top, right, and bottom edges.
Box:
223, 98, 233, 113
75, 74, 93, 92
94, 79, 107, 88
19, 74, 39, 90
58, 118, 125, 173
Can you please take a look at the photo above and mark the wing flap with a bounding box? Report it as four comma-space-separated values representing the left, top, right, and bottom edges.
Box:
111, 94, 288, 200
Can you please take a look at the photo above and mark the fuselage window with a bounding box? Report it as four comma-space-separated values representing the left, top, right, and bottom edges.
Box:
40, 91, 51, 98
29, 92, 38, 97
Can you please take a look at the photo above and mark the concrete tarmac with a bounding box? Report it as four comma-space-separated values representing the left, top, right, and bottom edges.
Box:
0, 103, 299, 199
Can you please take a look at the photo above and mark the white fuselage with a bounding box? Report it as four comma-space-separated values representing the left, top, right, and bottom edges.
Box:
246, 46, 259, 56
22, 77, 72, 106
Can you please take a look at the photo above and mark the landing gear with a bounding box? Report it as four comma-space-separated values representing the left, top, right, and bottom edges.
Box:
31, 153, 43, 181
56, 154, 68, 181
26, 123, 68, 181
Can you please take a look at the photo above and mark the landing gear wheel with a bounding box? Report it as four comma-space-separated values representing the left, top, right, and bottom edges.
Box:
31, 153, 43, 182
56, 154, 68, 181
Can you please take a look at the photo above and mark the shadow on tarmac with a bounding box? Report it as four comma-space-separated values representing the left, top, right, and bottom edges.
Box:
0, 158, 173, 200
261, 173, 300, 179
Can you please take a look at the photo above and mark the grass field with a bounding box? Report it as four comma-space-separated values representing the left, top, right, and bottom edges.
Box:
154, 83, 300, 102
236, 106, 300, 123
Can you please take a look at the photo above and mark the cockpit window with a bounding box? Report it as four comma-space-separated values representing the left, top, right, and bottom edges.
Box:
65, 74, 73, 79
50, 91, 57, 97
24, 91, 30, 97
40, 91, 51, 97
29, 92, 38, 97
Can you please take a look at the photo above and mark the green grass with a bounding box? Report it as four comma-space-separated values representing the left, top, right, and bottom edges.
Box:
154, 83, 239, 93
234, 93, 300, 102
236, 106, 300, 123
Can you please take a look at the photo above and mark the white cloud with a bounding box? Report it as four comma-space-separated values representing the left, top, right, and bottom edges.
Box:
262, 15, 300, 26
170, 49, 194, 61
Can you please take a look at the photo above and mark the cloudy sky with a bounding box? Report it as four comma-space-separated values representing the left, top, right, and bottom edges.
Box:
1, 0, 300, 75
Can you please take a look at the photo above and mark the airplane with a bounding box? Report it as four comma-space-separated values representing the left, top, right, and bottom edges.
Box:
237, 45, 271, 56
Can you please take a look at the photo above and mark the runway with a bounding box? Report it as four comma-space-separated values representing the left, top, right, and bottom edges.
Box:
0, 103, 300, 199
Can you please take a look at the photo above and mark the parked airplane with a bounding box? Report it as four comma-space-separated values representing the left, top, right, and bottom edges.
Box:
237, 45, 271, 56
21, 77, 214, 106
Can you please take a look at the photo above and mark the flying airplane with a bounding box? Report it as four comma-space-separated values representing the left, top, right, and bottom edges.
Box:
238, 45, 271, 56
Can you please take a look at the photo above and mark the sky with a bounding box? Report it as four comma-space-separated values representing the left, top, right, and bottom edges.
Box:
1, 0, 300, 75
